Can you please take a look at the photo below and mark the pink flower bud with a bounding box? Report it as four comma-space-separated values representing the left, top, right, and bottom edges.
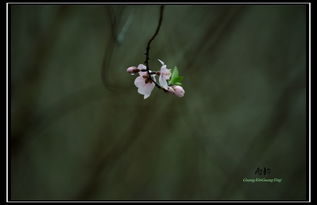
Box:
126, 66, 139, 75
172, 85, 185, 97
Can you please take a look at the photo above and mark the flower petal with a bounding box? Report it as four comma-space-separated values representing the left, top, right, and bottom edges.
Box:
134, 76, 155, 99
144, 93, 150, 99
139, 71, 148, 77
138, 64, 146, 70
172, 85, 185, 97
158, 59, 165, 65
160, 65, 167, 70
139, 82, 155, 99
159, 74, 168, 89
165, 70, 171, 79
160, 66, 171, 80
134, 76, 145, 88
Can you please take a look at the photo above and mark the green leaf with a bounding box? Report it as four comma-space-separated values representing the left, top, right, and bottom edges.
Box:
169, 66, 184, 86
174, 76, 183, 84
171, 66, 179, 79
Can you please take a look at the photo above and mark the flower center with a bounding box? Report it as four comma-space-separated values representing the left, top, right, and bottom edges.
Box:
143, 75, 153, 84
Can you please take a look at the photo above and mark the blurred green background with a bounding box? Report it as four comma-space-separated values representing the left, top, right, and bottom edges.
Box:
10, 5, 307, 200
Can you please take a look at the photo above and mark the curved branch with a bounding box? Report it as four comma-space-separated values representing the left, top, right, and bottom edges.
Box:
144, 5, 167, 92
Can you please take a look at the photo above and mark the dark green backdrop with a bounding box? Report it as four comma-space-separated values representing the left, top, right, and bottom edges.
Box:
10, 4, 307, 200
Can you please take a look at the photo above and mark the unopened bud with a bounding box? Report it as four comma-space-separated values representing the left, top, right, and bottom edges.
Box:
126, 66, 140, 75
171, 85, 185, 97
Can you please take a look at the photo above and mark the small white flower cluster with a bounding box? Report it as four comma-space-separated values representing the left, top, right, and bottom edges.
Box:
126, 59, 185, 99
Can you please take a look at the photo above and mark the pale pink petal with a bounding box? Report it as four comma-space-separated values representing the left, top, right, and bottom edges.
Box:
164, 69, 171, 79
159, 74, 168, 89
158, 59, 165, 65
143, 82, 155, 94
127, 66, 136, 73
138, 87, 146, 95
139, 82, 155, 99
133, 64, 157, 99
159, 63, 171, 80
160, 65, 167, 70
172, 85, 185, 97
138, 64, 146, 70
134, 76, 145, 88
143, 93, 150, 99
138, 71, 148, 76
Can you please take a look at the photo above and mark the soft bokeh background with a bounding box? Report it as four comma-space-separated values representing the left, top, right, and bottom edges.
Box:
10, 5, 307, 200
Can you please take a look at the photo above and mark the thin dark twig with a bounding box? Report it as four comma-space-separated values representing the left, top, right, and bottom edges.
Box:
144, 5, 167, 91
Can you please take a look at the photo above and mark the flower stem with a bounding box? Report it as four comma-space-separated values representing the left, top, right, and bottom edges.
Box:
144, 5, 167, 91
149, 71, 160, 75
